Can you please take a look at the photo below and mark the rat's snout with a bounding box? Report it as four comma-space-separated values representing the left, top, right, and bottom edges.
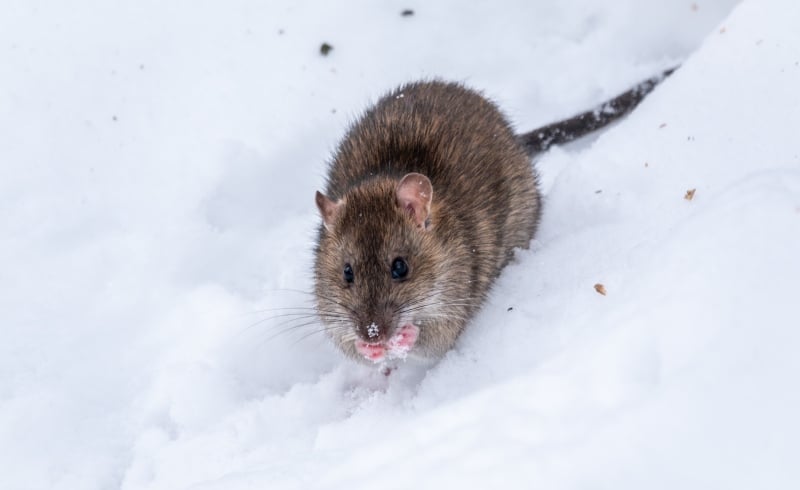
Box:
355, 308, 395, 343
356, 321, 386, 342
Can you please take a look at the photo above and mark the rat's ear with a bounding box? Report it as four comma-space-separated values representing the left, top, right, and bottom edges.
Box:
396, 173, 433, 229
315, 191, 342, 230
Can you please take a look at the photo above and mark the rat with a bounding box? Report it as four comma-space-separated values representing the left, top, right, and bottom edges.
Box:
313, 68, 675, 364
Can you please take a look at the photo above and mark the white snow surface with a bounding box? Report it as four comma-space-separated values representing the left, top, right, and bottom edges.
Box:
2, 0, 799, 489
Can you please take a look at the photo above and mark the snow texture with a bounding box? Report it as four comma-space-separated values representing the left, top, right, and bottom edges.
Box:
2, 0, 799, 489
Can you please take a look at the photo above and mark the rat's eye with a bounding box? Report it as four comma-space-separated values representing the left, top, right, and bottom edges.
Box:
391, 257, 409, 280
343, 263, 354, 284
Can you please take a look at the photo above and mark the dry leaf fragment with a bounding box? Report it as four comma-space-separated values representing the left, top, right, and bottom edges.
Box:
594, 283, 607, 296
685, 188, 696, 201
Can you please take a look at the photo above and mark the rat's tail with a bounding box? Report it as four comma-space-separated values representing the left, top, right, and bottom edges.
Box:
518, 66, 677, 155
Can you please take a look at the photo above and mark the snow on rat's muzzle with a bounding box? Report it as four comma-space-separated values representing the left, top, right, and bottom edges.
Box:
354, 323, 419, 363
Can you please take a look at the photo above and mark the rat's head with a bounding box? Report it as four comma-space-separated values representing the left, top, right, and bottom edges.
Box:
314, 173, 454, 363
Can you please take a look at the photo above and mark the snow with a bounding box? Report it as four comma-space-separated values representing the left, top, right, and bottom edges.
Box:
2, 0, 799, 489
367, 322, 379, 339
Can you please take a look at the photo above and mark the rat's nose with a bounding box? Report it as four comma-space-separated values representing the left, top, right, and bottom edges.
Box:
366, 322, 381, 340
355, 305, 396, 342
356, 307, 396, 342
356, 321, 387, 342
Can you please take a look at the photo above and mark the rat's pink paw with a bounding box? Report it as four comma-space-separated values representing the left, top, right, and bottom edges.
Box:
355, 324, 418, 363
355, 340, 385, 363
387, 324, 419, 358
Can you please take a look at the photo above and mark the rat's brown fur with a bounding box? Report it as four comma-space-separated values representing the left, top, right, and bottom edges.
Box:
315, 81, 539, 361
313, 71, 673, 363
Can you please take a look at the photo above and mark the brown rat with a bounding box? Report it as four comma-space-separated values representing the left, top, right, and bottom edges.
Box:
314, 69, 674, 364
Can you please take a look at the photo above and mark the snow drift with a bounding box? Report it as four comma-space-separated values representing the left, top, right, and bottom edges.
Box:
2, 0, 798, 489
